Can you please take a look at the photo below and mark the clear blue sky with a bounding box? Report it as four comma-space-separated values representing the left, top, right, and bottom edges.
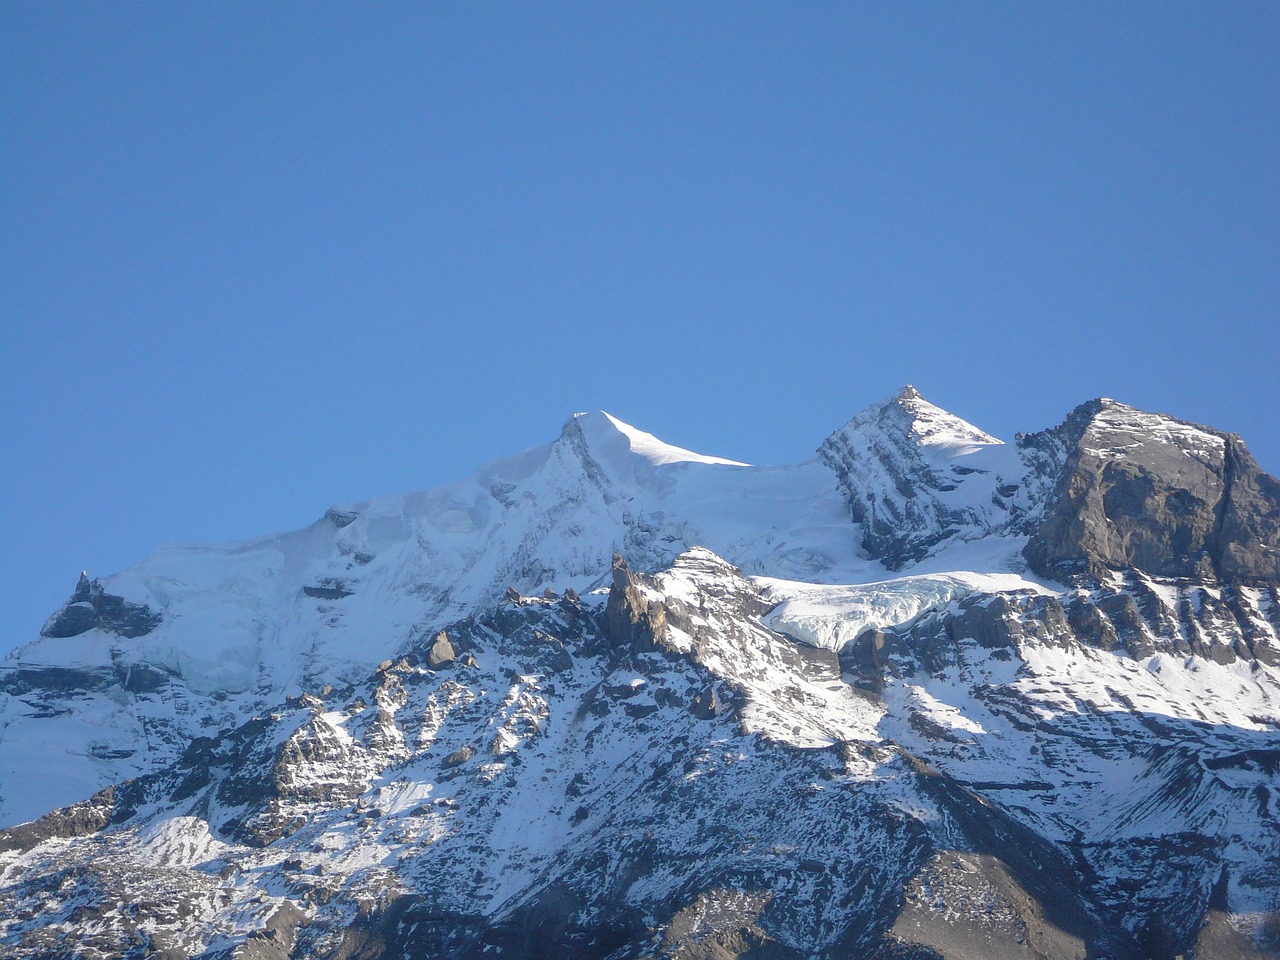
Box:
3, 2, 1277, 652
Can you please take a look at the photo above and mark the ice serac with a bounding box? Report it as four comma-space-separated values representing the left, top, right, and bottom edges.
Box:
818, 385, 1027, 568
1023, 399, 1280, 583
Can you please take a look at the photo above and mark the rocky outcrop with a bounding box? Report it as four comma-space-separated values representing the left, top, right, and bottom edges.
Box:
0, 784, 120, 854
842, 628, 909, 693
603, 553, 670, 655
1216, 437, 1280, 581
889, 850, 1089, 960
41, 572, 161, 639
854, 578, 1280, 676
1023, 400, 1280, 584
688, 686, 718, 720
427, 630, 457, 668
303, 579, 353, 600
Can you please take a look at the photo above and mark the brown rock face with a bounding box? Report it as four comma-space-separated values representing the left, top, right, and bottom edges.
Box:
1023, 400, 1280, 583
602, 553, 669, 655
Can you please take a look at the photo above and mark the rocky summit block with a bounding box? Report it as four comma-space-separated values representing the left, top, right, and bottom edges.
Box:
1023, 399, 1280, 584
41, 572, 162, 639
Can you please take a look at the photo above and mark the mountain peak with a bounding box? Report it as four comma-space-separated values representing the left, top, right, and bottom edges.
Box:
562, 410, 747, 467
5, 396, 1280, 959
817, 390, 1016, 569
1043, 397, 1224, 459
837, 387, 1001, 453
1022, 397, 1280, 582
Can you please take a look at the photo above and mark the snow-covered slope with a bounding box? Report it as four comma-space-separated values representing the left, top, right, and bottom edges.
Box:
0, 410, 875, 826
818, 386, 1037, 569
3, 391, 1280, 959
3, 545, 1278, 958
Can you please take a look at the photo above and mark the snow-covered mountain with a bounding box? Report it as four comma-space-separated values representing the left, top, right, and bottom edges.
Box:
2, 388, 1279, 959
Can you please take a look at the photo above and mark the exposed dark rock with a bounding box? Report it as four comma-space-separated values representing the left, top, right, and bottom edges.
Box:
1216, 438, 1280, 582
1095, 592, 1156, 659
843, 627, 908, 692
1065, 598, 1120, 651
42, 572, 162, 639
0, 784, 119, 854
689, 686, 718, 720
45, 600, 97, 637
226, 901, 307, 960
303, 579, 353, 600
325, 508, 358, 528
115, 660, 178, 694
1223, 586, 1280, 665
1016, 596, 1075, 649
950, 595, 1025, 650
0, 664, 112, 698
888, 575, 1280, 668
443, 745, 474, 768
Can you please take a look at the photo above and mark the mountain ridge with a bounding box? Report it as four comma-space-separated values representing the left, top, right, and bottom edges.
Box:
2, 390, 1279, 959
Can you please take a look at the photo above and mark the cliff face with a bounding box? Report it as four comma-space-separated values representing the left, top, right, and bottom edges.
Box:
1022, 399, 1280, 583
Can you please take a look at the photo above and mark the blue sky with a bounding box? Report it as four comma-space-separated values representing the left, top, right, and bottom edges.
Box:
2, 2, 1277, 651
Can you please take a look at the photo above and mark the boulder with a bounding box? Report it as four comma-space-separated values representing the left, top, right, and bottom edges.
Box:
689, 686, 718, 720
427, 631, 456, 668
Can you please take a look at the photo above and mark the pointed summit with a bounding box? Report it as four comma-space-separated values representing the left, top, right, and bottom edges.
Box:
818, 388, 1016, 568
831, 386, 1001, 455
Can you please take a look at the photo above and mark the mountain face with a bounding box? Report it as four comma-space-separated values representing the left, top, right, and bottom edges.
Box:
2, 390, 1279, 960
817, 385, 1031, 568
1021, 398, 1280, 584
